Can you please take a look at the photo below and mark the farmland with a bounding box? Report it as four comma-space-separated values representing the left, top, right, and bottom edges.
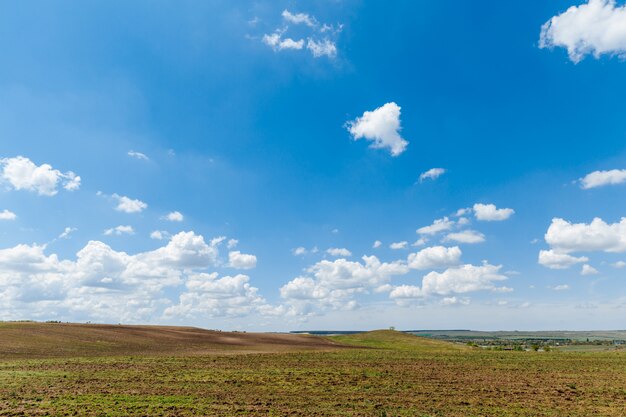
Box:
1, 323, 625, 416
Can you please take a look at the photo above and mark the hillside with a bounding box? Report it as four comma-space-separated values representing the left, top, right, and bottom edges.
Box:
0, 322, 346, 359
330, 329, 469, 352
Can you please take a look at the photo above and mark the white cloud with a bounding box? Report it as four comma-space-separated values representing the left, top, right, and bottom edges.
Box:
538, 249, 588, 269
163, 211, 184, 222
540, 0, 626, 62
113, 194, 147, 213
612, 260, 626, 268
0, 156, 80, 196
58, 227, 77, 239
545, 217, 626, 253
389, 241, 408, 250
280, 255, 409, 313
227, 239, 239, 249
581, 264, 599, 276
580, 169, 626, 189
326, 247, 352, 257
0, 209, 16, 221
306, 38, 337, 58
390, 262, 509, 302
281, 10, 317, 27
412, 237, 428, 247
263, 33, 305, 50
293, 247, 307, 256
407, 246, 462, 270
228, 251, 257, 270
419, 168, 446, 182
441, 296, 470, 306
417, 217, 455, 235
372, 240, 382, 249
104, 225, 135, 236
443, 230, 485, 244
0, 231, 264, 322
552, 284, 570, 291
346, 102, 408, 157
421, 263, 508, 296
473, 203, 515, 221
127, 150, 149, 161
150, 230, 169, 240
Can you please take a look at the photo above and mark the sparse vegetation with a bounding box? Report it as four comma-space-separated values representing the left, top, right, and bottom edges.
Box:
0, 324, 625, 416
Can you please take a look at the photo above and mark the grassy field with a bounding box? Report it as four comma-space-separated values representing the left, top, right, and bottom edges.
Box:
1, 324, 625, 416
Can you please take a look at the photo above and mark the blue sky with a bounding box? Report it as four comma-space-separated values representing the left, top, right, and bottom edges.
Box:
2, 0, 626, 330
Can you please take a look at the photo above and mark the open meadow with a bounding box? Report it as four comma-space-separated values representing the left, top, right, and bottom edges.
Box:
0, 323, 625, 416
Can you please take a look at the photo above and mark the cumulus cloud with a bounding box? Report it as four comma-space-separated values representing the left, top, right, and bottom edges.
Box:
150, 230, 169, 240
0, 209, 16, 221
127, 150, 149, 161
538, 249, 588, 269
104, 225, 135, 236
417, 217, 455, 235
372, 240, 382, 249
228, 251, 257, 270
580, 169, 626, 189
0, 232, 270, 322
612, 260, 626, 268
326, 247, 352, 257
407, 246, 462, 270
113, 194, 147, 213
227, 239, 239, 249
443, 230, 485, 244
473, 203, 515, 221
346, 102, 408, 157
0, 156, 80, 196
292, 246, 308, 256
389, 241, 408, 250
545, 217, 626, 253
551, 284, 570, 291
419, 168, 446, 182
280, 255, 409, 314
163, 211, 184, 222
540, 0, 626, 62
581, 264, 599, 275
390, 262, 509, 303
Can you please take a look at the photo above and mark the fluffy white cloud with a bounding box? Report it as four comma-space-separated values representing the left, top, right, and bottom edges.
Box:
545, 217, 626, 253
113, 194, 147, 213
473, 203, 515, 221
0, 209, 16, 221
127, 150, 149, 161
104, 225, 134, 236
580, 169, 626, 189
227, 239, 239, 249
443, 230, 485, 244
326, 247, 352, 257
263, 33, 305, 50
407, 246, 462, 270
0, 156, 80, 196
389, 241, 408, 250
612, 260, 626, 268
280, 255, 409, 313
228, 251, 257, 270
282, 10, 317, 27
0, 232, 267, 322
346, 102, 408, 157
540, 0, 626, 62
581, 264, 599, 275
150, 230, 169, 240
421, 263, 508, 296
163, 211, 184, 222
552, 284, 570, 291
538, 249, 588, 269
372, 240, 382, 249
417, 217, 455, 235
292, 246, 307, 256
390, 262, 509, 303
307, 38, 337, 58
419, 168, 446, 182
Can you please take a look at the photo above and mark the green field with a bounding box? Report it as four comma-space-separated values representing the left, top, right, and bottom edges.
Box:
1, 323, 625, 416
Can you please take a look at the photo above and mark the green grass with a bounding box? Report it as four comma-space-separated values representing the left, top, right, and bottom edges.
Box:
1, 328, 625, 416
